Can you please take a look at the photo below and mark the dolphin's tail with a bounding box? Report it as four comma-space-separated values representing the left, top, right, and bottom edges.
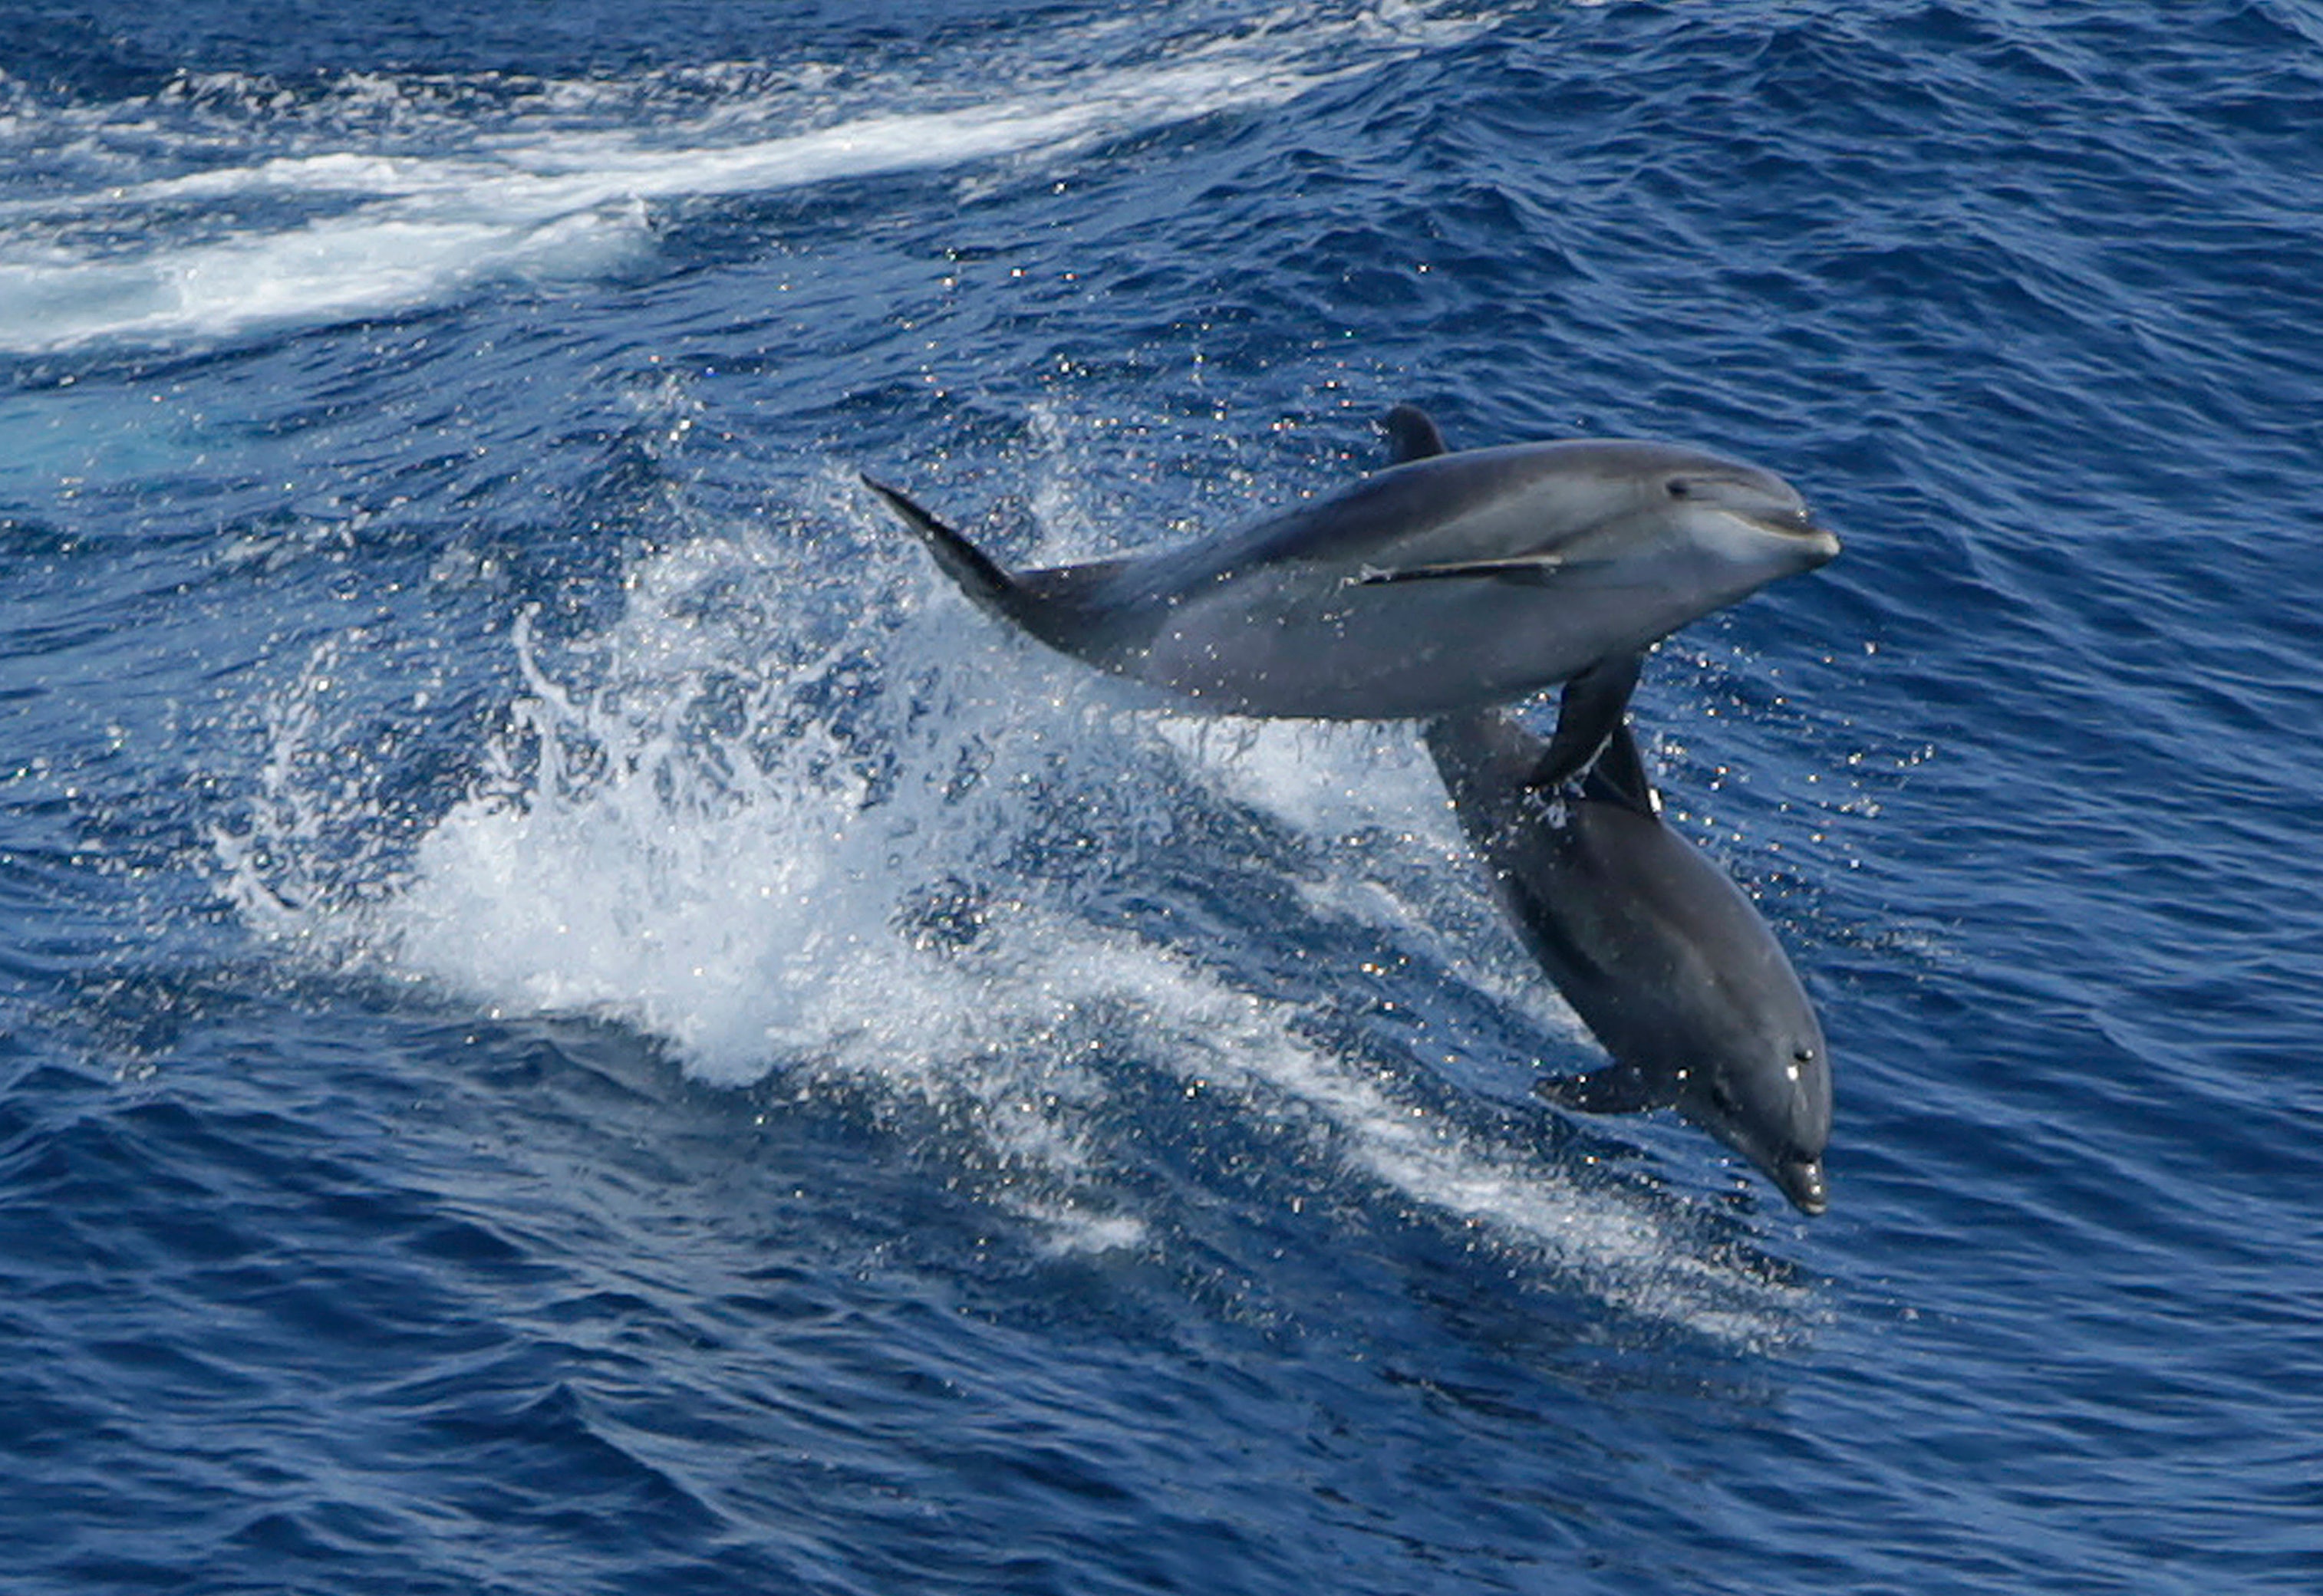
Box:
859, 474, 1029, 627
1421, 709, 1539, 808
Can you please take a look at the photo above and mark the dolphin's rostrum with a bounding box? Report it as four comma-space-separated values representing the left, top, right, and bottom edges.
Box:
863, 416, 1835, 784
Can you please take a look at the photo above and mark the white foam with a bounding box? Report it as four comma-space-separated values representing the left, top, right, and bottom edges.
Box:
1019, 924, 1796, 1340
0, 200, 652, 352
0, 4, 1498, 352
1155, 712, 1600, 1045
217, 458, 1807, 1337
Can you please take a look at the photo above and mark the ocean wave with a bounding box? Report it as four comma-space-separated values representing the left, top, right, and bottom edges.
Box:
0, 3, 1498, 354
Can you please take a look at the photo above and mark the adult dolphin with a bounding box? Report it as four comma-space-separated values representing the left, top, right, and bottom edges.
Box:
1425, 708, 1834, 1214
862, 410, 1837, 785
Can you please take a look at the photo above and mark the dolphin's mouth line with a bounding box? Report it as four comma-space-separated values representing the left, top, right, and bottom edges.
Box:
1748, 508, 1831, 539
1779, 1157, 1830, 1216
1754, 515, 1842, 568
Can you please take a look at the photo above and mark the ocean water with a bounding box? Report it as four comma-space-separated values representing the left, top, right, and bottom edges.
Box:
5, 1, 2321, 1590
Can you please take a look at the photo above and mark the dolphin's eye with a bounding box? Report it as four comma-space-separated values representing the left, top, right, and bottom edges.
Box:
1665, 478, 1692, 500
1791, 1046, 1817, 1065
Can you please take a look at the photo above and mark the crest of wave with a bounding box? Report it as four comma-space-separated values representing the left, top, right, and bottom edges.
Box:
0, 1, 1501, 353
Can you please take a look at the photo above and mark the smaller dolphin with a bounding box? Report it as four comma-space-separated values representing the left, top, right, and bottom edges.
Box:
863, 414, 1836, 785
1424, 709, 1834, 1214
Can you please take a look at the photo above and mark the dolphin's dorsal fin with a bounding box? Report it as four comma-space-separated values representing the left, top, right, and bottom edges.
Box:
1527, 651, 1646, 795
1380, 403, 1448, 465
1578, 719, 1661, 818
1534, 1062, 1672, 1116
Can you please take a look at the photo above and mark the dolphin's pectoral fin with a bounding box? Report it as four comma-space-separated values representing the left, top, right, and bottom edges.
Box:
1579, 719, 1661, 818
1534, 1063, 1670, 1116
1380, 403, 1448, 465
1354, 553, 1590, 587
1527, 651, 1645, 792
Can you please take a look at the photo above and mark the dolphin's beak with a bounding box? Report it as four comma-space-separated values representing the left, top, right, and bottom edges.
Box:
1753, 507, 1841, 567
1774, 1157, 1830, 1216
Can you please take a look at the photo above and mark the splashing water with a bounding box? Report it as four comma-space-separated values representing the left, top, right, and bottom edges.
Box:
215, 462, 1810, 1340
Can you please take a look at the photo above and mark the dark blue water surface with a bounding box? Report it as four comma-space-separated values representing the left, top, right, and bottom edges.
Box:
5, 2, 2321, 1591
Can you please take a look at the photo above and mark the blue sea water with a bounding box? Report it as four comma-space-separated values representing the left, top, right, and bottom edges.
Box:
4, 0, 2321, 1590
